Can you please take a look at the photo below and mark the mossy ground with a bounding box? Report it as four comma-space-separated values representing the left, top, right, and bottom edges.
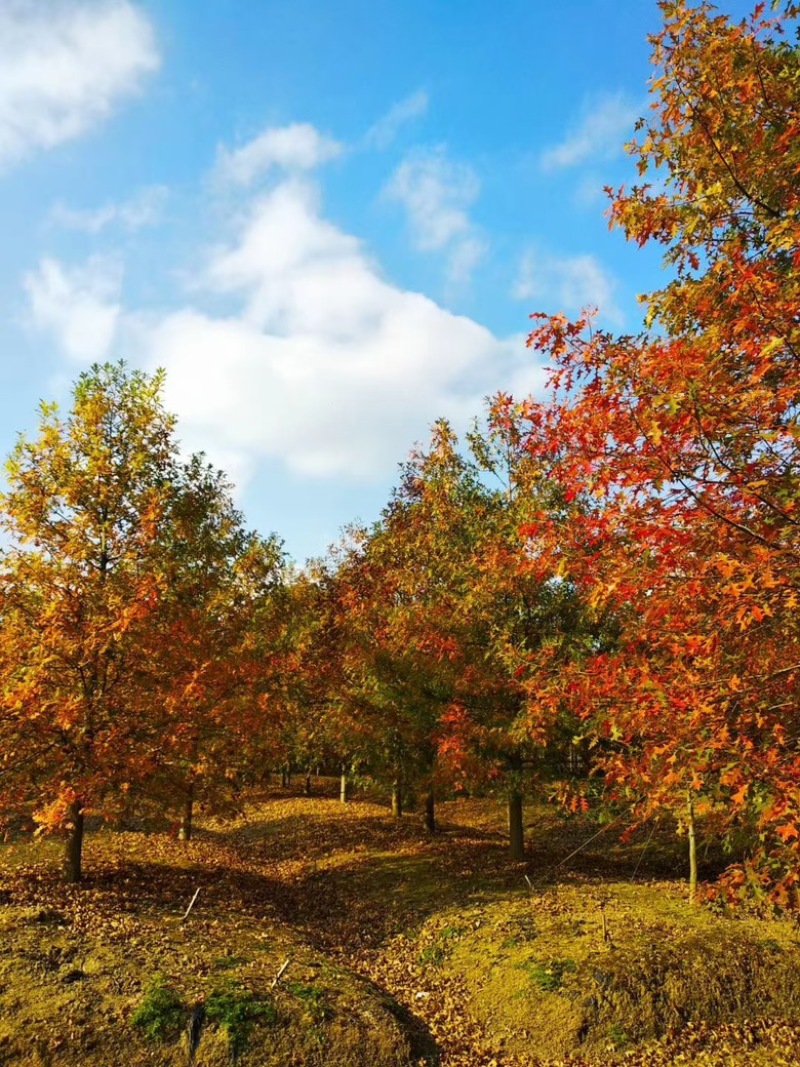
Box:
415, 884, 800, 1063
1, 784, 800, 1065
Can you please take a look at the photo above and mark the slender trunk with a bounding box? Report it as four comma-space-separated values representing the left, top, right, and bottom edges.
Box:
391, 778, 403, 819
423, 791, 436, 834
304, 768, 312, 796
64, 801, 84, 884
687, 792, 698, 903
179, 784, 194, 842
508, 750, 525, 860
508, 790, 525, 860
281, 766, 289, 788
340, 766, 348, 805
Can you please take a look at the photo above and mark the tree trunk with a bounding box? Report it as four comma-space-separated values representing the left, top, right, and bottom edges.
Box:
687, 792, 698, 903
508, 790, 525, 861
423, 791, 436, 833
64, 800, 84, 884
304, 768, 312, 796
391, 778, 403, 819
179, 784, 194, 842
281, 766, 289, 788
340, 767, 348, 805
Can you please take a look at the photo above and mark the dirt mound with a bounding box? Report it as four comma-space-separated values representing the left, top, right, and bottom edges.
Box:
421, 882, 800, 1063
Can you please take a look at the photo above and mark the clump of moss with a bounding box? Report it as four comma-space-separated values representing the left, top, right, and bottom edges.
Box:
131, 974, 185, 1043
205, 979, 278, 1057
285, 980, 331, 1024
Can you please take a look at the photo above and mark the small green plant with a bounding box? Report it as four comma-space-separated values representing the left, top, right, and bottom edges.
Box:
205, 980, 278, 1057
607, 1022, 629, 1049
131, 974, 185, 1043
417, 944, 446, 967
417, 925, 463, 967
519, 957, 577, 992
285, 980, 331, 1022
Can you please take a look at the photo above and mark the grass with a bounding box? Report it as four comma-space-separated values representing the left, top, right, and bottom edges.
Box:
518, 956, 577, 992
205, 980, 279, 1056
2, 786, 800, 1065
131, 974, 185, 1043
284, 980, 331, 1023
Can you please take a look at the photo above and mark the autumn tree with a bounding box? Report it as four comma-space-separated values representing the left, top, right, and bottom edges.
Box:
327, 415, 594, 857
0, 363, 281, 881
321, 521, 448, 823
521, 0, 800, 902
143, 455, 285, 840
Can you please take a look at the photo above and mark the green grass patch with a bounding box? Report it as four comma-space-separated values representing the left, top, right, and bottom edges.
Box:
518, 957, 576, 992
607, 1021, 629, 1049
131, 974, 185, 1043
285, 980, 331, 1022
417, 944, 446, 967
205, 980, 278, 1057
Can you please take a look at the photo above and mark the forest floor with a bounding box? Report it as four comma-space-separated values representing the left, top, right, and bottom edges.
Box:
1, 782, 800, 1066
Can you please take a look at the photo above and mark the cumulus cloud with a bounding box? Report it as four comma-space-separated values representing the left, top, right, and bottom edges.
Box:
384, 149, 486, 286
24, 256, 122, 363
540, 92, 641, 172
365, 90, 428, 149
0, 0, 159, 170
514, 248, 622, 326
215, 123, 342, 186
25, 126, 545, 489
145, 177, 534, 482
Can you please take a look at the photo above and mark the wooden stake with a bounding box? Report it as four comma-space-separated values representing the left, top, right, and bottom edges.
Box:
270, 957, 291, 989
181, 887, 200, 922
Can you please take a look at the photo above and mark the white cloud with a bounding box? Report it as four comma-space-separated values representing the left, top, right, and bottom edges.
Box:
514, 248, 622, 326
51, 184, 168, 233
384, 150, 486, 286
385, 150, 478, 251
0, 1, 159, 170
215, 123, 342, 187
25, 130, 545, 489
365, 90, 429, 149
446, 237, 487, 288
143, 177, 536, 483
24, 256, 122, 363
540, 92, 641, 172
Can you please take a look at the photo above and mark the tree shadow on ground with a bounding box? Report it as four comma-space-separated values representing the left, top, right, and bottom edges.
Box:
218, 797, 732, 950
0, 793, 730, 957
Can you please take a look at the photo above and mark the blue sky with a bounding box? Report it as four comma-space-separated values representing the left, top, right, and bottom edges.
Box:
1, 0, 697, 562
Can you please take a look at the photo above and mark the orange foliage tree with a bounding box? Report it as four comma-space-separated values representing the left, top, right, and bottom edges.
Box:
0, 363, 282, 881
142, 455, 285, 840
322, 416, 595, 856
519, 0, 800, 903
